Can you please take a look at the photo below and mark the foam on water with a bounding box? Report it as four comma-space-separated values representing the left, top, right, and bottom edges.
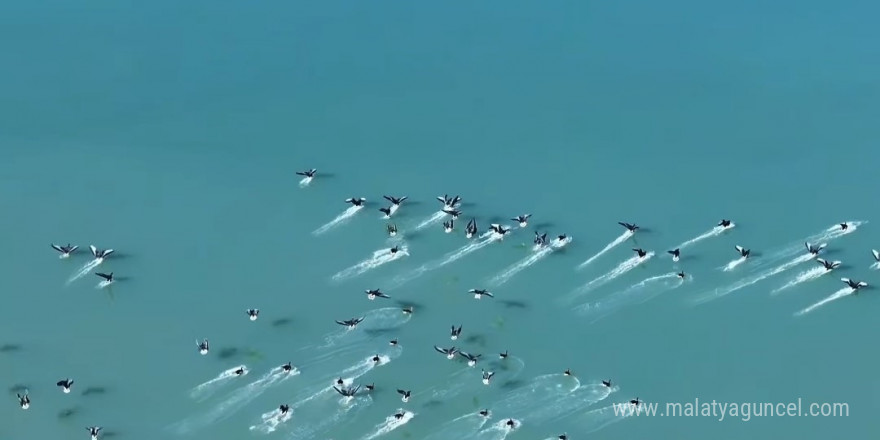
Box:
573, 402, 635, 433
467, 418, 522, 440
67, 258, 102, 284
360, 410, 415, 440
248, 405, 293, 434
410, 211, 447, 232
567, 252, 654, 300
674, 224, 735, 250
722, 256, 749, 272
488, 237, 571, 287
318, 307, 413, 349
387, 231, 502, 288
487, 373, 581, 423
576, 231, 633, 270
756, 221, 864, 268
544, 382, 620, 422
332, 245, 409, 281
795, 287, 855, 316
772, 265, 833, 294
576, 272, 686, 321
697, 253, 816, 304
313, 205, 364, 235
285, 393, 374, 438
188, 365, 250, 401
423, 412, 491, 440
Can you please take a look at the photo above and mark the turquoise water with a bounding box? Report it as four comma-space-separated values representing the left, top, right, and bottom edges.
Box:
2, 1, 879, 439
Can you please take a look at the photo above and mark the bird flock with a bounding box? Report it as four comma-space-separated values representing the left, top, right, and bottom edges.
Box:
12, 167, 876, 440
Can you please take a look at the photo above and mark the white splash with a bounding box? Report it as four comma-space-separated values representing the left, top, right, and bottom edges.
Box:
577, 231, 633, 270
387, 231, 502, 288
571, 252, 654, 298
298, 176, 313, 187
722, 256, 749, 272
772, 266, 832, 294
411, 211, 447, 232
360, 410, 415, 440
697, 253, 816, 304
313, 205, 364, 235
488, 237, 571, 287
674, 224, 735, 250
189, 365, 248, 401
795, 287, 854, 316
574, 402, 635, 433
67, 258, 102, 285
469, 418, 522, 440
423, 413, 491, 440
332, 245, 409, 281
577, 272, 685, 321
248, 406, 293, 434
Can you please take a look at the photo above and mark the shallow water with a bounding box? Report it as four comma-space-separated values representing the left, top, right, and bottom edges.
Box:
2, 1, 878, 439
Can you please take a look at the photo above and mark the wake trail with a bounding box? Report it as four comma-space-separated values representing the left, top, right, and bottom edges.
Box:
772, 266, 831, 294
577, 231, 633, 270
387, 231, 502, 289
410, 211, 447, 232
488, 237, 571, 287
694, 221, 865, 305
423, 413, 491, 440
467, 418, 522, 440
313, 206, 364, 235
721, 256, 748, 272
697, 253, 815, 304
795, 287, 854, 316
248, 406, 293, 434
576, 273, 685, 321
189, 365, 250, 401
674, 224, 735, 250
488, 373, 581, 423
287, 394, 373, 439
567, 253, 654, 301
172, 367, 297, 432
544, 383, 619, 422
67, 258, 102, 284
360, 410, 416, 440
573, 402, 635, 434
332, 245, 409, 281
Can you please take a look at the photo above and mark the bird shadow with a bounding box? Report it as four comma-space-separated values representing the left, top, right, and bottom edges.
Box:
0, 343, 22, 353
532, 222, 554, 231
272, 317, 293, 327
113, 276, 132, 282
82, 386, 108, 397
364, 327, 399, 337
316, 172, 336, 179
107, 252, 132, 261
8, 384, 29, 394
464, 334, 488, 347
58, 407, 79, 419
636, 228, 653, 234
749, 251, 764, 258
819, 248, 839, 257
676, 254, 697, 263
499, 300, 528, 310
500, 379, 526, 390
217, 347, 240, 360
422, 399, 445, 409
395, 300, 422, 310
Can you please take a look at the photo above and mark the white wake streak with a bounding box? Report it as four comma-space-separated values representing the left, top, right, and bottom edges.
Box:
722, 256, 748, 272
411, 211, 447, 232
424, 413, 491, 440
488, 374, 581, 422
772, 266, 830, 294
577, 231, 633, 270
795, 287, 854, 316
544, 383, 619, 422
332, 246, 409, 281
756, 221, 865, 268
573, 402, 635, 433
313, 205, 363, 235
467, 418, 522, 440
572, 253, 654, 298
576, 273, 684, 321
387, 232, 500, 288
249, 407, 293, 434
360, 410, 416, 440
287, 394, 373, 439
189, 365, 250, 401
698, 253, 815, 304
67, 258, 102, 284
675, 224, 735, 250
488, 238, 570, 287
